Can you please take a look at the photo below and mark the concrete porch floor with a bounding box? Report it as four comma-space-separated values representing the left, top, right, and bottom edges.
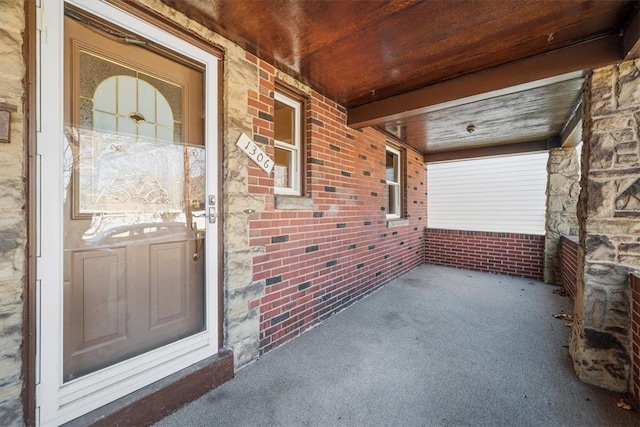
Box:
155, 265, 639, 427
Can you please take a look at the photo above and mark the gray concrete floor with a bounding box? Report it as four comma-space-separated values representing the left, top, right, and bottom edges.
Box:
155, 265, 640, 427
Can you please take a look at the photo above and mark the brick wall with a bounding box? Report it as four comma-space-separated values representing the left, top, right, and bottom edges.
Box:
424, 228, 544, 280
631, 273, 640, 407
248, 58, 427, 354
559, 236, 578, 300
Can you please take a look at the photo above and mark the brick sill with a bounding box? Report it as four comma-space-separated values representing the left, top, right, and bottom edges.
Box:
274, 194, 313, 210
387, 218, 409, 228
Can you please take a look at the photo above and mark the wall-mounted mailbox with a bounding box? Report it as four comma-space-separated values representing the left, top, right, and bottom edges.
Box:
0, 102, 18, 143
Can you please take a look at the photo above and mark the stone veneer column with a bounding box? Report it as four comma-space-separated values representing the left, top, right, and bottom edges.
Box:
0, 1, 26, 425
570, 59, 640, 392
544, 147, 580, 284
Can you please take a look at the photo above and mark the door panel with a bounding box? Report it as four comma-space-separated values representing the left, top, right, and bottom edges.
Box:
63, 14, 206, 382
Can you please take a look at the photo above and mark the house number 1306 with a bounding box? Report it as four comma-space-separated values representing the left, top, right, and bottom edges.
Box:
236, 133, 274, 174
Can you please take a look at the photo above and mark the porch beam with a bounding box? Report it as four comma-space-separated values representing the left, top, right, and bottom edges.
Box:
348, 34, 623, 128
423, 137, 560, 163
560, 101, 582, 148
624, 8, 640, 59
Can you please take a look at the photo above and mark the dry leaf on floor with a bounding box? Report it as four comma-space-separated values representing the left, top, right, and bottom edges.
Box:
553, 313, 574, 321
616, 399, 631, 410
552, 288, 568, 297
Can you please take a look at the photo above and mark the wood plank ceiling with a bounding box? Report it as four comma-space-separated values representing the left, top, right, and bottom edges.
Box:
159, 0, 639, 160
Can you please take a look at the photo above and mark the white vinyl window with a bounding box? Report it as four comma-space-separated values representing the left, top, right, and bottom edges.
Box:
274, 92, 302, 195
385, 145, 402, 219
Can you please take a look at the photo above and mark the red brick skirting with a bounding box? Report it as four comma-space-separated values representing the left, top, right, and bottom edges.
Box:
424, 228, 544, 280
631, 273, 640, 408
560, 236, 579, 300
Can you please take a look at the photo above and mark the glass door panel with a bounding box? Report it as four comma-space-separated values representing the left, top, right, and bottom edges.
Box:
63, 15, 206, 382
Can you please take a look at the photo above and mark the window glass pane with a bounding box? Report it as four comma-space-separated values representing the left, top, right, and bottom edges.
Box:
93, 77, 116, 113
94, 111, 116, 133
274, 147, 291, 188
388, 184, 398, 215
137, 79, 156, 123
274, 100, 294, 144
116, 76, 137, 116
386, 150, 398, 183
117, 116, 136, 137
138, 122, 155, 141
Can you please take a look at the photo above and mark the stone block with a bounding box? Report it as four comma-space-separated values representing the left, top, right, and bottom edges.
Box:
585, 234, 616, 262
589, 133, 616, 170
614, 178, 640, 212
0, 179, 24, 210
0, 388, 23, 427
617, 60, 640, 108
584, 180, 611, 218
223, 213, 250, 251
591, 117, 634, 133
585, 262, 629, 287
225, 193, 266, 214
227, 307, 260, 345
231, 335, 260, 368
572, 329, 630, 393
224, 250, 255, 289
227, 276, 263, 302
591, 65, 615, 91
584, 284, 607, 327
0, 151, 23, 179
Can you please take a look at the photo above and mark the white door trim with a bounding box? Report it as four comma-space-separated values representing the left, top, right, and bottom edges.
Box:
36, 1, 219, 425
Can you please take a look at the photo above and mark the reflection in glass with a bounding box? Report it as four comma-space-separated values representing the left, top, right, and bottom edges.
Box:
386, 150, 398, 182
64, 61, 205, 382
63, 126, 206, 382
274, 147, 291, 188
387, 185, 398, 216
274, 100, 294, 144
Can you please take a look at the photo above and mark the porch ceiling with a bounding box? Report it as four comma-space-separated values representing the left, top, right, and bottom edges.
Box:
159, 0, 640, 159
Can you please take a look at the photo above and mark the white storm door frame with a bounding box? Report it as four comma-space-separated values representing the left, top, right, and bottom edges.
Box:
36, 1, 219, 425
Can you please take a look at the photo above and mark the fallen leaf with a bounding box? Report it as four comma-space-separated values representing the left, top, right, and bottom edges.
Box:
617, 400, 631, 410
552, 288, 568, 297
553, 313, 574, 322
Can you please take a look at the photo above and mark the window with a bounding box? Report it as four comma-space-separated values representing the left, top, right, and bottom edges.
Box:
385, 145, 402, 219
274, 91, 302, 195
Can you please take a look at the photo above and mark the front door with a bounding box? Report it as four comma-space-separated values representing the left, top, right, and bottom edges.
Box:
37, 2, 220, 425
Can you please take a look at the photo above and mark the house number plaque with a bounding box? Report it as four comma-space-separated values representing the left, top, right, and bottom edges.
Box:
236, 133, 274, 174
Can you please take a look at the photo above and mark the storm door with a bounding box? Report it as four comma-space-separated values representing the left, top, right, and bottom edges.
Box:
37, 2, 219, 425
62, 15, 207, 381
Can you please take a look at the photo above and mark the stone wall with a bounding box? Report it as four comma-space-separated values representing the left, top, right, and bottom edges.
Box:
0, 1, 26, 425
571, 59, 640, 393
544, 147, 580, 284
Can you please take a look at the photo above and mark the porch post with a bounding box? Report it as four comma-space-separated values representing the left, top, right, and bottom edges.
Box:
570, 59, 640, 392
544, 147, 580, 284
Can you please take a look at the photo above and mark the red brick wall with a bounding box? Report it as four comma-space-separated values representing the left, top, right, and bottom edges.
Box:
424, 228, 544, 280
631, 273, 640, 407
247, 56, 427, 354
559, 236, 579, 300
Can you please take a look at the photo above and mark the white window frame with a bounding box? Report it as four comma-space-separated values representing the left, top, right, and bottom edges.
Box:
386, 145, 402, 220
274, 91, 302, 195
